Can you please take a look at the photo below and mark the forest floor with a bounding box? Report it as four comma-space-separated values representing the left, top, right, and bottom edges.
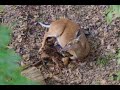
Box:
2, 5, 120, 85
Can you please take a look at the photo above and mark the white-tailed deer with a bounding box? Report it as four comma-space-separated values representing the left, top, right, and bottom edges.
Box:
39, 18, 90, 60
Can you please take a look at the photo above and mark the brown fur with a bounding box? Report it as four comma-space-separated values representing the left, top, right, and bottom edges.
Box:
39, 18, 90, 60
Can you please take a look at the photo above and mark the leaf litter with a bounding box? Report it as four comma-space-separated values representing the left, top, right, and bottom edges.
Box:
2, 5, 120, 85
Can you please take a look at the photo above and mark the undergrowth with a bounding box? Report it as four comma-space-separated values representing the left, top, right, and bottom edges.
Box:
106, 5, 120, 24
0, 25, 37, 85
96, 53, 116, 67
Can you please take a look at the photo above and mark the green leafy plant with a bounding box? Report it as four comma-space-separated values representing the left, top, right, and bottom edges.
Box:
0, 25, 12, 49
0, 25, 37, 85
95, 81, 101, 85
109, 72, 120, 81
0, 5, 5, 12
105, 5, 120, 24
96, 54, 114, 67
108, 49, 120, 81
116, 49, 120, 64
96, 57, 109, 67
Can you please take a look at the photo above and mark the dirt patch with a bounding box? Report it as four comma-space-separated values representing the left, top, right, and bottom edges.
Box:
2, 5, 120, 85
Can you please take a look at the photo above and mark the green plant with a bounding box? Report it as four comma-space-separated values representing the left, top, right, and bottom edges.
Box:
96, 57, 109, 67
116, 49, 120, 64
0, 25, 37, 85
110, 72, 120, 81
108, 49, 120, 81
0, 5, 5, 12
105, 5, 120, 24
95, 81, 101, 85
0, 25, 12, 49
96, 54, 114, 67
